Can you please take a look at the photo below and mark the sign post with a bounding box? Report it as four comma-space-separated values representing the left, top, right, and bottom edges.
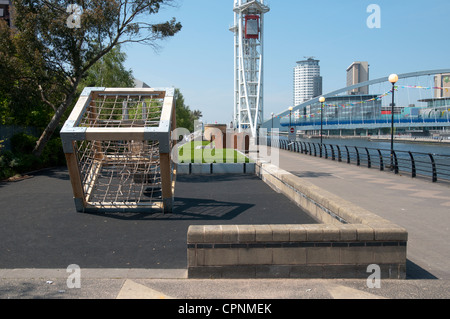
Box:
288, 126, 296, 141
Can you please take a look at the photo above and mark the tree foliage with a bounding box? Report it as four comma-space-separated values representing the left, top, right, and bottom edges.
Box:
175, 89, 202, 132
6, 0, 182, 156
80, 45, 134, 88
0, 19, 53, 128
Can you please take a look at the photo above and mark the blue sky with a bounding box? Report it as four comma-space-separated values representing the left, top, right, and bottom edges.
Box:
123, 0, 450, 124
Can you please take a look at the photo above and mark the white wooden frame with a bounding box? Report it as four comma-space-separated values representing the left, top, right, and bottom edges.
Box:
60, 87, 177, 214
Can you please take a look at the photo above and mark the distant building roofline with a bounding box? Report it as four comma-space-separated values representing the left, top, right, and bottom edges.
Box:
296, 58, 320, 64
133, 78, 150, 88
346, 61, 369, 71
418, 97, 450, 102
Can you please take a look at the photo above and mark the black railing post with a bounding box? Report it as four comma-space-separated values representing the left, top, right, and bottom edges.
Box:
429, 154, 437, 182
393, 151, 399, 174
336, 145, 342, 162
355, 147, 360, 166
409, 151, 416, 178
378, 149, 384, 171
330, 145, 335, 161
313, 143, 317, 157
324, 144, 328, 159
365, 148, 371, 168
345, 146, 350, 163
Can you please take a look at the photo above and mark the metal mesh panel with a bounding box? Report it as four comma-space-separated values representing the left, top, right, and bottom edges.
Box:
76, 139, 162, 209
77, 94, 164, 128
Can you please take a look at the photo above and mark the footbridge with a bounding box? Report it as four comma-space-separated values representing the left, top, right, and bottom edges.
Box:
262, 69, 450, 134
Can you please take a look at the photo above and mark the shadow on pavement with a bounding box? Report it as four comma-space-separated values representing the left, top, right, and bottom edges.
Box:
292, 171, 335, 178
82, 197, 253, 221
406, 259, 439, 280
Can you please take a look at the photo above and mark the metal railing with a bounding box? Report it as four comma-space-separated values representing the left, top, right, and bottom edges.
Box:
266, 138, 450, 183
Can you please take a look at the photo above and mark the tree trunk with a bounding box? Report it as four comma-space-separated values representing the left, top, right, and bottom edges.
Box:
32, 88, 78, 157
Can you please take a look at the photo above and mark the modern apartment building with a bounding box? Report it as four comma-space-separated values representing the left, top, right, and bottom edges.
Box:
0, 0, 11, 27
346, 61, 369, 95
293, 57, 322, 106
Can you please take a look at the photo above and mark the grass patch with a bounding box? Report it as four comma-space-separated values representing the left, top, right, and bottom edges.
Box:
177, 141, 251, 163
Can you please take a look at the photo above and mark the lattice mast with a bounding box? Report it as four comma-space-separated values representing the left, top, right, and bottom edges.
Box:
231, 0, 269, 137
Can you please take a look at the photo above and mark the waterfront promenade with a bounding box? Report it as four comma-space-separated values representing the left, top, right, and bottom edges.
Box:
275, 147, 450, 280
0, 148, 449, 299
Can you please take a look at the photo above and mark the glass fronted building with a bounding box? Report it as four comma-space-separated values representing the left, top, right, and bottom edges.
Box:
291, 94, 382, 125
418, 98, 450, 120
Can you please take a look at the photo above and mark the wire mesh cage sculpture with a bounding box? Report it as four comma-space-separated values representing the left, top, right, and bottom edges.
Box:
60, 87, 177, 213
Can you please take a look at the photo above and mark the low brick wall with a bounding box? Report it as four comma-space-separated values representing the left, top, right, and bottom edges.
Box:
177, 162, 255, 175
187, 160, 408, 279
187, 224, 406, 279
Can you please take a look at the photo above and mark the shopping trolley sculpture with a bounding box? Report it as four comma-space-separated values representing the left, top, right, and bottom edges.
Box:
60, 87, 177, 214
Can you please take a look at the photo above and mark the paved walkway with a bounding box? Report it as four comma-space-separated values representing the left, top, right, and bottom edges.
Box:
0, 156, 449, 299
274, 147, 450, 280
1, 268, 448, 299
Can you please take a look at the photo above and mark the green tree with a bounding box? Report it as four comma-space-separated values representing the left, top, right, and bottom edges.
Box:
175, 89, 202, 132
81, 45, 134, 88
0, 19, 53, 128
8, 0, 182, 156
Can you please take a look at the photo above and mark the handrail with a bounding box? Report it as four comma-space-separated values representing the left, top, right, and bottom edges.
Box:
268, 137, 450, 183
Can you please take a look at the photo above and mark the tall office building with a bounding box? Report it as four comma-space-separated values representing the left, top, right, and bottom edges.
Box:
434, 73, 450, 98
293, 57, 322, 106
346, 62, 369, 95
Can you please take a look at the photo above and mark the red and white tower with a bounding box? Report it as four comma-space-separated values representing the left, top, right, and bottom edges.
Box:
230, 0, 270, 137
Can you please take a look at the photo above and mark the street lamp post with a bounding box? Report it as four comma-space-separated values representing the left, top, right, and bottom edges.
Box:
288, 107, 293, 128
389, 74, 399, 171
288, 107, 293, 141
319, 97, 325, 157
271, 112, 274, 132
